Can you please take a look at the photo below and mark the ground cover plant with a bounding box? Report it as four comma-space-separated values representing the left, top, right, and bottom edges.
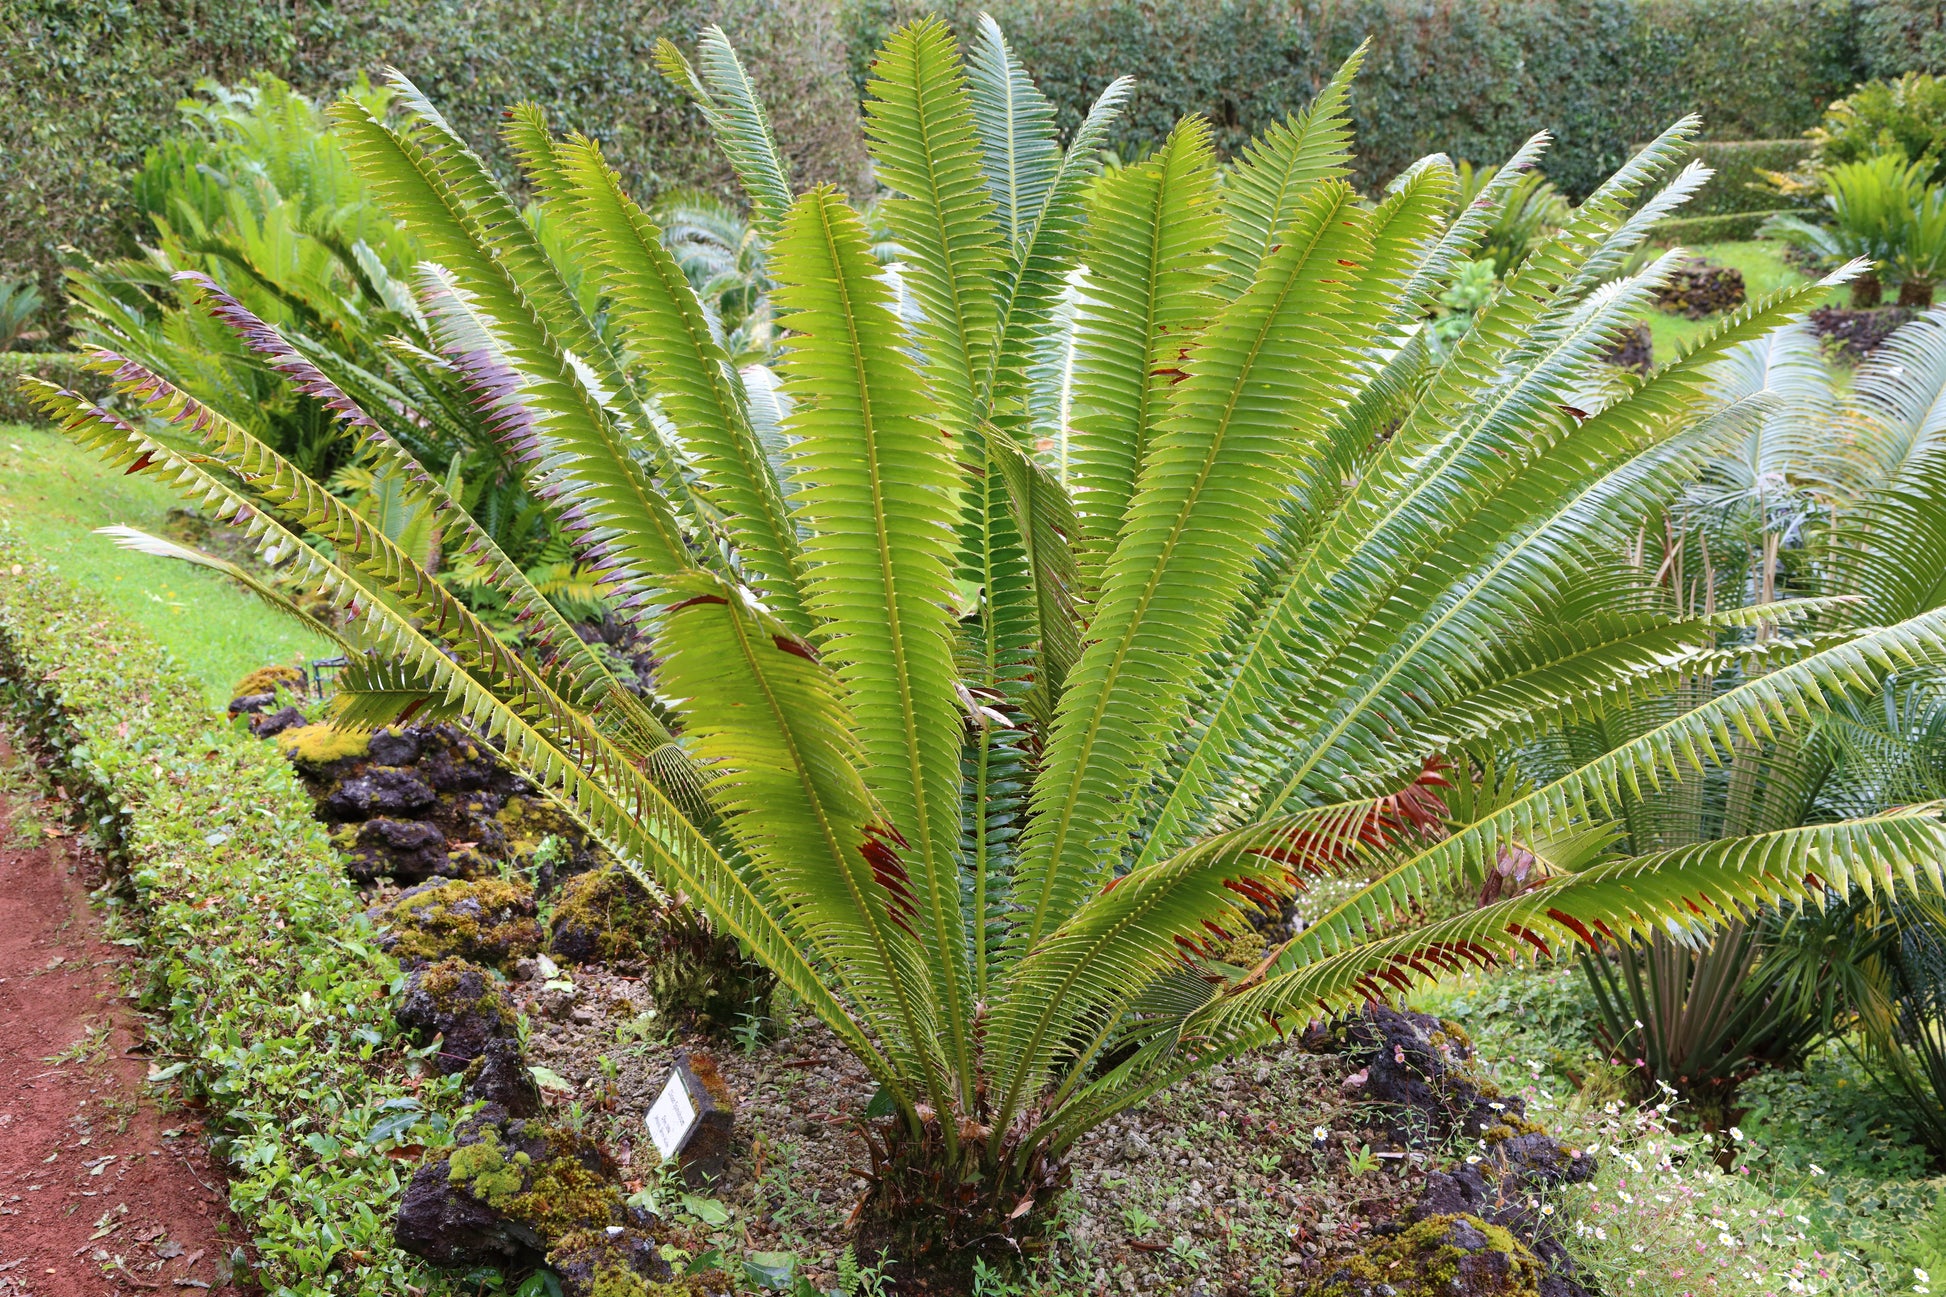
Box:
25, 12, 1946, 1291
0, 540, 467, 1294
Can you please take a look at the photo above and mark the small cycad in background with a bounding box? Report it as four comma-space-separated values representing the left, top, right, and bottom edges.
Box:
24, 12, 1946, 1270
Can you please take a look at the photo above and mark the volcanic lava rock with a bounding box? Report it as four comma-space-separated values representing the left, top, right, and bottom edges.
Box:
547, 864, 664, 965
394, 959, 518, 1074
1317, 1213, 1545, 1297
352, 817, 451, 883
248, 705, 307, 738
373, 878, 542, 968
323, 766, 438, 819
1319, 1005, 1597, 1297
395, 1110, 671, 1294
462, 1037, 545, 1118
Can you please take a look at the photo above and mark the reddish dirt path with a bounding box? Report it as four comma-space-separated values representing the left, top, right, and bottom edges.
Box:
0, 737, 246, 1296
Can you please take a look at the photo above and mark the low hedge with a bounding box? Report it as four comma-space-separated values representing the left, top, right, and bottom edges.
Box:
1676, 139, 1814, 215
0, 354, 96, 424
0, 540, 467, 1295
1649, 209, 1799, 244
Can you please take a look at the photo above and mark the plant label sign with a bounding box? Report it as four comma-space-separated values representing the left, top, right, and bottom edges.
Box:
646, 1068, 701, 1160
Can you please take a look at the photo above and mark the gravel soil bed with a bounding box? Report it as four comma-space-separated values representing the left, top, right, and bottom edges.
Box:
516, 963, 1437, 1295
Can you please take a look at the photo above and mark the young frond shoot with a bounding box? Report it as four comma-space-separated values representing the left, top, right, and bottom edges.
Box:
26, 12, 1946, 1269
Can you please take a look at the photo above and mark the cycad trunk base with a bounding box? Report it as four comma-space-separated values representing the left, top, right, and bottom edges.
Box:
24, 12, 1946, 1273
854, 1115, 1068, 1271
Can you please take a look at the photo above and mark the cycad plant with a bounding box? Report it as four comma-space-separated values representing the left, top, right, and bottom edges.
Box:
1568, 309, 1946, 1114
1764, 154, 1938, 308
27, 16, 1946, 1266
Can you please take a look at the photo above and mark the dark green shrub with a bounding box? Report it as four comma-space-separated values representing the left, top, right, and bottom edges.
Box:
0, 0, 868, 310
1859, 0, 1946, 79
1808, 72, 1946, 186
841, 0, 1865, 198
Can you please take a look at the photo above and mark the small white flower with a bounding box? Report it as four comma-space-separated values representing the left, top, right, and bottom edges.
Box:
1313, 1125, 1329, 1141
1809, 1163, 1825, 1176
1729, 1126, 1744, 1142
1540, 1203, 1554, 1217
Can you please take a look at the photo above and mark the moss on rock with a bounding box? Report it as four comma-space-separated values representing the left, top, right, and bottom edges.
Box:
394, 958, 519, 1074
548, 864, 663, 965
274, 722, 372, 768
231, 663, 305, 701
1317, 1213, 1543, 1297
377, 877, 543, 969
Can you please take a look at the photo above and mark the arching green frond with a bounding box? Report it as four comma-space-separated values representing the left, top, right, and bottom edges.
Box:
1408, 131, 1551, 300
412, 264, 694, 609
992, 795, 1398, 1123
967, 13, 1059, 249
1192, 264, 1846, 845
28, 372, 902, 1100
554, 136, 809, 631
1300, 605, 1946, 971
1057, 806, 1946, 1149
772, 187, 975, 1095
1067, 118, 1223, 591
94, 523, 355, 651
655, 28, 795, 237
1014, 179, 1376, 988
983, 73, 1132, 421
500, 103, 576, 210
178, 270, 680, 760
655, 577, 947, 1112
1212, 42, 1365, 298
1405, 606, 1855, 757
330, 80, 705, 532
864, 17, 1005, 442
327, 654, 461, 733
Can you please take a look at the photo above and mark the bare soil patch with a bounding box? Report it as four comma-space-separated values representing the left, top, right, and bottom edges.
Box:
0, 737, 246, 1296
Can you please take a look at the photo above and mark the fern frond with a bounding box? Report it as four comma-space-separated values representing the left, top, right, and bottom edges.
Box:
1212, 42, 1364, 299
1067, 118, 1223, 592
864, 18, 1006, 442
1012, 179, 1378, 1009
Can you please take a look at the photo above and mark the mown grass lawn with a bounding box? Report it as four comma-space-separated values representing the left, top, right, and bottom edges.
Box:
1638, 239, 1839, 364
0, 420, 325, 704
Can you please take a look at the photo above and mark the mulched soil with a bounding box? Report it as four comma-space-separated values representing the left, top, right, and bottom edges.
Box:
518, 962, 1431, 1296
0, 736, 247, 1296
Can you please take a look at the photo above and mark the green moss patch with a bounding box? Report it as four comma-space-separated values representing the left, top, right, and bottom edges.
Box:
275, 721, 373, 767
548, 864, 664, 965
379, 877, 542, 968
1317, 1213, 1543, 1297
